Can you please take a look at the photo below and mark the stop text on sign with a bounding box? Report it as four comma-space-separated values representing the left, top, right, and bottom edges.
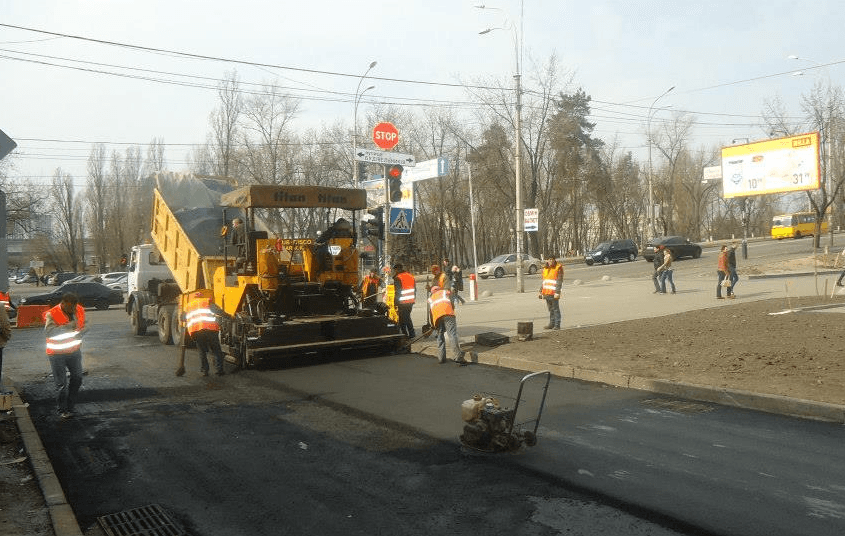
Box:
372, 121, 400, 150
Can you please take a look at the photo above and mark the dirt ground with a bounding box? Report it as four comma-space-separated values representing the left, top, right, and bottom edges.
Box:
1, 415, 52, 536
481, 253, 845, 407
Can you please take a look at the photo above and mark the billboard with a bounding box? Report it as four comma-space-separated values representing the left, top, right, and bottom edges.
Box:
720, 132, 820, 199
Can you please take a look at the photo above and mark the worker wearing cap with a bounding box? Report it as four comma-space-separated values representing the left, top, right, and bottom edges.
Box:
426, 264, 448, 291
538, 253, 563, 330
44, 293, 87, 418
184, 290, 226, 376
392, 264, 416, 338
428, 285, 466, 364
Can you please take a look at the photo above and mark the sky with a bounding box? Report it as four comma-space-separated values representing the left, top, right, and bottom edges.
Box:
1, 0, 842, 189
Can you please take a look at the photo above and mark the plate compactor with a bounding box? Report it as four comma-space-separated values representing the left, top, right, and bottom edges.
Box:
460, 371, 551, 453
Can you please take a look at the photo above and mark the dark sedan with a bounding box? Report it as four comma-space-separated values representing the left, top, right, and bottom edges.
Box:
19, 282, 124, 310
642, 236, 703, 262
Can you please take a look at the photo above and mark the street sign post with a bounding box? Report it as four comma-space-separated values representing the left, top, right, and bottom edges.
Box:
403, 157, 449, 182
0, 128, 16, 161
524, 208, 539, 232
372, 122, 400, 150
389, 207, 414, 234
354, 148, 415, 166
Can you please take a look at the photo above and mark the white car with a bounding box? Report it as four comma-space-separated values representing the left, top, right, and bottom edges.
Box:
476, 253, 541, 279
105, 274, 128, 293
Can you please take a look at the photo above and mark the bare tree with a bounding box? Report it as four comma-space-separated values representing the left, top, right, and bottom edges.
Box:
50, 169, 84, 272
87, 144, 108, 271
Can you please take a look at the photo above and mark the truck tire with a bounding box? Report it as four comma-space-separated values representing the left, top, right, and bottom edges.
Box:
158, 307, 173, 345
131, 302, 147, 336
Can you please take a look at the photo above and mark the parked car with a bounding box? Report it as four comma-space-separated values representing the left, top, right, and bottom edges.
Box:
47, 272, 79, 286
105, 274, 128, 293
14, 273, 39, 284
584, 239, 639, 265
642, 236, 703, 262
476, 253, 541, 279
61, 274, 102, 285
19, 281, 124, 310
99, 272, 127, 284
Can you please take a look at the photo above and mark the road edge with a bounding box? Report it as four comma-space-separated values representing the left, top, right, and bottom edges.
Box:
414, 346, 845, 424
9, 387, 83, 536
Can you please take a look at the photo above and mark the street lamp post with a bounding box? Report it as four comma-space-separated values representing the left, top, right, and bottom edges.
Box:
352, 61, 377, 187
478, 1, 525, 292
789, 54, 836, 247
647, 86, 674, 238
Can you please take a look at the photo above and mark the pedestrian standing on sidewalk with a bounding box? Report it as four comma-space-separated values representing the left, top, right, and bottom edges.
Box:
657, 245, 676, 294
450, 265, 466, 305
717, 245, 733, 299
427, 285, 466, 364
728, 242, 740, 296
538, 253, 563, 330
44, 293, 86, 418
651, 245, 665, 293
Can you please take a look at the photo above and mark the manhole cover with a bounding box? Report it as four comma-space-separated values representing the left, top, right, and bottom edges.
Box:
641, 398, 713, 414
98, 504, 186, 536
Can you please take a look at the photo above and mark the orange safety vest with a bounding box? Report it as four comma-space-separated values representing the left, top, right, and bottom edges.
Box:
44, 303, 86, 355
185, 296, 219, 335
0, 291, 10, 312
541, 264, 563, 296
395, 272, 416, 305
361, 275, 380, 294
428, 288, 455, 327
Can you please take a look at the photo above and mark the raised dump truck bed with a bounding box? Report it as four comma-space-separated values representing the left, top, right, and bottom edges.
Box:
144, 174, 406, 367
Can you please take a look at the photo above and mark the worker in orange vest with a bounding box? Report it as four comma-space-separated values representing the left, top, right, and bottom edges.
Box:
428, 285, 466, 365
0, 289, 15, 319
538, 253, 563, 330
359, 269, 382, 309
184, 290, 225, 376
392, 264, 416, 338
44, 293, 86, 418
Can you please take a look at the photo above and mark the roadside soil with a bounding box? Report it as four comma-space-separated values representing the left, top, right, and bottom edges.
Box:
1, 415, 52, 536
479, 254, 845, 407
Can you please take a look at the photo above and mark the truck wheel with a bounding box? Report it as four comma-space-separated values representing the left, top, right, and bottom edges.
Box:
158, 308, 173, 345
131, 302, 147, 336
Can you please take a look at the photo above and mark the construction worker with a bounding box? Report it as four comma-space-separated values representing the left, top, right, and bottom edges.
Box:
360, 268, 381, 308
428, 285, 466, 364
426, 264, 448, 292
392, 263, 416, 338
538, 253, 563, 330
44, 293, 86, 418
184, 290, 225, 376
0, 289, 15, 319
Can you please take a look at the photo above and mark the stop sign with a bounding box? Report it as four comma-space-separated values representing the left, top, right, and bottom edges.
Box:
372, 122, 399, 150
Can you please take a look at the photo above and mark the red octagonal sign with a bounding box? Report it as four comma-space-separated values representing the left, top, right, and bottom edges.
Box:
372, 121, 399, 150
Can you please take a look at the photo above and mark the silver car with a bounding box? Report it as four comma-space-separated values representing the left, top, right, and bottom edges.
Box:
476, 253, 541, 279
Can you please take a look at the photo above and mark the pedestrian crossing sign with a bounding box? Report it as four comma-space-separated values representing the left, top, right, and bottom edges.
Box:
389, 207, 414, 234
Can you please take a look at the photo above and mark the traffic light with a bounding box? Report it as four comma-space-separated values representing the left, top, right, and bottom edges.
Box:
367, 207, 385, 240
386, 164, 403, 203
357, 161, 368, 182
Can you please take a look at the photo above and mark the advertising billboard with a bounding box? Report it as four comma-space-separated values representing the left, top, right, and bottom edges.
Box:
720, 132, 820, 199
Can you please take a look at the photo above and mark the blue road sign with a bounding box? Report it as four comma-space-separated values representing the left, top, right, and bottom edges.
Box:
389, 207, 414, 234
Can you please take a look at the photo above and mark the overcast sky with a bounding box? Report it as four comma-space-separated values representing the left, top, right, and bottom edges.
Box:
1, 0, 842, 187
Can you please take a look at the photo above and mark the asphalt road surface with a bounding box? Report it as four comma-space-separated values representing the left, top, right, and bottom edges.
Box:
5, 238, 845, 536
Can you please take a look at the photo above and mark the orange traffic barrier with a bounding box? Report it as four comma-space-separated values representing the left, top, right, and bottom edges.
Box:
15, 305, 49, 328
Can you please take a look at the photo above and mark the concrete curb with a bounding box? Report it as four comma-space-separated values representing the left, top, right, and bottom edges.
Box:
9, 388, 83, 536
414, 345, 845, 424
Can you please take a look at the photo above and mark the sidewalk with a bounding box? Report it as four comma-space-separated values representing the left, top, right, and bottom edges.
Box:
411, 268, 845, 423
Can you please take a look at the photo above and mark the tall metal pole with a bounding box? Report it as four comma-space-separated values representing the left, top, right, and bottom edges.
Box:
467, 148, 479, 284
352, 61, 376, 187
476, 1, 525, 293
647, 86, 674, 238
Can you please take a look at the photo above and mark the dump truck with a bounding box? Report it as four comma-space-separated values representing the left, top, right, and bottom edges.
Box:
128, 172, 407, 367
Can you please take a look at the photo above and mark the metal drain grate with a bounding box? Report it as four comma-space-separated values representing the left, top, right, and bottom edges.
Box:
97, 504, 186, 536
